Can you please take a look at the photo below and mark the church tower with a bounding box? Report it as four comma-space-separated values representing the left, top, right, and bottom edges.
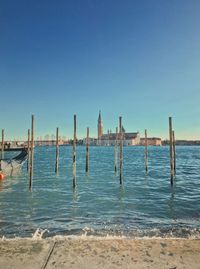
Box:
97, 110, 103, 141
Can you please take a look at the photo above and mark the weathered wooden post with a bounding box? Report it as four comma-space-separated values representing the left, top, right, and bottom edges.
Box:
73, 114, 76, 188
85, 127, 89, 175
172, 130, 176, 174
27, 129, 30, 172
55, 127, 59, 174
145, 129, 148, 174
119, 117, 123, 184
169, 117, 174, 185
1, 129, 4, 160
115, 127, 118, 173
29, 114, 34, 191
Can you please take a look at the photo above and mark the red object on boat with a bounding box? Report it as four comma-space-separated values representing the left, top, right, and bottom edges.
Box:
0, 173, 5, 180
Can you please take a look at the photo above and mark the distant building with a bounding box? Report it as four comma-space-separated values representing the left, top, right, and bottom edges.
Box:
96, 111, 140, 146
34, 139, 65, 146
82, 137, 98, 146
140, 137, 162, 146
97, 110, 103, 143
94, 111, 162, 146
100, 132, 140, 146
162, 140, 200, 146
123, 132, 140, 146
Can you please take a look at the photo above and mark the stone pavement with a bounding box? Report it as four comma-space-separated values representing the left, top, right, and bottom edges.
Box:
0, 238, 200, 269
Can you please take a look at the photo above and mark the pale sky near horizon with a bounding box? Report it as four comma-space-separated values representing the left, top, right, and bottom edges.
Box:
1, 0, 200, 140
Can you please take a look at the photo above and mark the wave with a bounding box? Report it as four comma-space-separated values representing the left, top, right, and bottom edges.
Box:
1, 226, 200, 240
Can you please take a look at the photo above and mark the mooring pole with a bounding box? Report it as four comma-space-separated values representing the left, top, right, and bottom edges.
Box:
169, 117, 174, 185
145, 129, 148, 174
119, 116, 123, 184
115, 127, 118, 173
85, 127, 89, 175
73, 114, 76, 188
55, 127, 59, 174
29, 114, 34, 191
1, 129, 4, 160
172, 130, 176, 174
27, 129, 30, 172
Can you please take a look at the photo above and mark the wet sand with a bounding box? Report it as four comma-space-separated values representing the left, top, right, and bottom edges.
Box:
0, 237, 200, 269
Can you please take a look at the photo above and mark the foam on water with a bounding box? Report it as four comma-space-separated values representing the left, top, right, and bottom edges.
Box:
1, 226, 200, 241
32, 228, 49, 239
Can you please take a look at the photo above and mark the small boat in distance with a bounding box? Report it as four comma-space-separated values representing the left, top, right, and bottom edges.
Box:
0, 148, 28, 176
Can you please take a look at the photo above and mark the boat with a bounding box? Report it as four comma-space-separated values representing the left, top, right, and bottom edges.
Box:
3, 147, 26, 152
0, 148, 28, 176
0, 143, 26, 152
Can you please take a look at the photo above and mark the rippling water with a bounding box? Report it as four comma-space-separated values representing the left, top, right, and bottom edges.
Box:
0, 146, 200, 238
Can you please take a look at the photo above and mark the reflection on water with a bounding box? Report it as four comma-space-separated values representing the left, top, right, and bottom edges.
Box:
0, 145, 200, 238
168, 185, 176, 222
0, 181, 3, 192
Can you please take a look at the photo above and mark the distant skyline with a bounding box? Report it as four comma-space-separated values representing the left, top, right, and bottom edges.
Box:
1, 0, 200, 140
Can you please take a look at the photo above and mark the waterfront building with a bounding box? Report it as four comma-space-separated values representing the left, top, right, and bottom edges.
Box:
97, 110, 103, 144
100, 132, 140, 146
96, 111, 140, 146
140, 137, 162, 146
83, 112, 161, 146
82, 137, 98, 146
34, 139, 65, 146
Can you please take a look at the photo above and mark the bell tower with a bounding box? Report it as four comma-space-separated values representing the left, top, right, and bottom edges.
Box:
97, 110, 103, 141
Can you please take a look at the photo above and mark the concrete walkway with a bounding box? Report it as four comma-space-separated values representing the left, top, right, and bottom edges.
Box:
0, 238, 200, 269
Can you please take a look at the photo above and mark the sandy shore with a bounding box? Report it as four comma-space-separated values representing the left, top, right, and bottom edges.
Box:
0, 237, 200, 269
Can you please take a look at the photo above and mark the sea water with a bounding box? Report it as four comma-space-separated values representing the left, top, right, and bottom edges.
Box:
0, 146, 200, 238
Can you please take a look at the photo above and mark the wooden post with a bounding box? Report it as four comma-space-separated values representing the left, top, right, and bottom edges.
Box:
27, 129, 30, 172
169, 117, 174, 185
1, 129, 4, 160
119, 117, 123, 184
115, 127, 118, 173
145, 129, 148, 174
29, 114, 34, 191
85, 127, 89, 175
55, 127, 59, 174
172, 130, 176, 174
73, 114, 76, 188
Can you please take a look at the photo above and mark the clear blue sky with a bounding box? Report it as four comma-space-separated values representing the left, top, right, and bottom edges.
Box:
1, 0, 200, 140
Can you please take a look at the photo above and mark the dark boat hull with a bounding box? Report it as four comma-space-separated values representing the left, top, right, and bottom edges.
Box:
0, 149, 28, 175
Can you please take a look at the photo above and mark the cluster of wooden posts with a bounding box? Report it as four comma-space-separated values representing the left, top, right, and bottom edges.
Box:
53, 114, 124, 189
143, 117, 176, 185
1, 115, 176, 190
25, 114, 125, 190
